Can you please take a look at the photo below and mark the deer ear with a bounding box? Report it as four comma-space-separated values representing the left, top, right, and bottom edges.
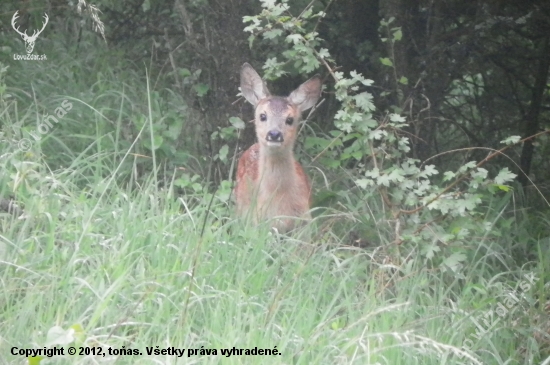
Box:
240, 63, 271, 106
288, 75, 322, 112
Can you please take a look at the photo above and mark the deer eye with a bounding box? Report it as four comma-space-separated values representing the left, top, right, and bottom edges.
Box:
285, 117, 294, 126
259, 113, 267, 122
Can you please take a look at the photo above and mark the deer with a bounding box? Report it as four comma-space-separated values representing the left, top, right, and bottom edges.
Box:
234, 63, 322, 233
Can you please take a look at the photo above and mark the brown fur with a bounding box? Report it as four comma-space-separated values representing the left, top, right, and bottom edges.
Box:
234, 63, 321, 232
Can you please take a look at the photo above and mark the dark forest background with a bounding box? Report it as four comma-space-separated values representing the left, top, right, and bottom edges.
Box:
2, 0, 549, 190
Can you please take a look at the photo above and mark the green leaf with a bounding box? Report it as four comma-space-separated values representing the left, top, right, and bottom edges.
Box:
263, 29, 283, 39
399, 76, 408, 85
194, 83, 210, 97
229, 117, 245, 130
443, 171, 455, 181
389, 113, 406, 123
305, 136, 332, 149
301, 7, 313, 20
318, 48, 330, 59
392, 29, 403, 41
493, 184, 511, 192
70, 323, 86, 344
442, 252, 467, 272
192, 183, 203, 192
380, 57, 393, 67
354, 92, 375, 112
145, 135, 163, 151
261, 0, 277, 9
28, 357, 44, 365
247, 34, 255, 49
331, 318, 346, 330
387, 168, 405, 182
167, 118, 184, 137
219, 144, 229, 162
286, 34, 303, 44
179, 68, 191, 78
494, 167, 516, 185
320, 157, 340, 168
356, 178, 373, 189
142, 0, 151, 12
351, 151, 363, 160
350, 71, 374, 86
423, 243, 440, 259
500, 135, 521, 145
421, 165, 438, 177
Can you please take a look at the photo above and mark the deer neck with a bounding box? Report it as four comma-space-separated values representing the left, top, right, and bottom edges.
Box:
258, 146, 297, 193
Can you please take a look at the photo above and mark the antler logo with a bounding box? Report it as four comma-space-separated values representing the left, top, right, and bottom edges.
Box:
11, 11, 49, 54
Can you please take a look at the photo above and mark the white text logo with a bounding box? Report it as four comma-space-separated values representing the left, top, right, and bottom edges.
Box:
11, 11, 48, 60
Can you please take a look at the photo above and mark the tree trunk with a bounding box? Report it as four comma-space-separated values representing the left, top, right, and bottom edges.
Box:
518, 36, 550, 187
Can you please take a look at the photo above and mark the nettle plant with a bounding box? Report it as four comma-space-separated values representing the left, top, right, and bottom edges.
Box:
243, 0, 516, 267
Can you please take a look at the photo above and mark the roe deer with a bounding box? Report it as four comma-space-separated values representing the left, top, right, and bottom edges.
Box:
234, 63, 322, 232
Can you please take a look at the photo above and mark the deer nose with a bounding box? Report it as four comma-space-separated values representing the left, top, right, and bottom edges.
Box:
266, 130, 284, 142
